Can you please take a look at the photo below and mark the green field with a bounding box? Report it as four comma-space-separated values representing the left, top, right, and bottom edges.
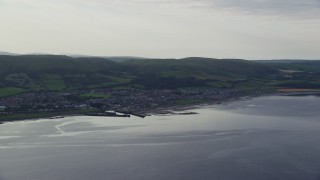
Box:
44, 79, 66, 91
0, 87, 25, 97
81, 93, 111, 99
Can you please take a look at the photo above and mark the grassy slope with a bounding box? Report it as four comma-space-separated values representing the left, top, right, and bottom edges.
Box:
123, 58, 275, 78
258, 60, 320, 89
2, 55, 319, 96
257, 60, 320, 72
122, 57, 277, 89
0, 55, 125, 92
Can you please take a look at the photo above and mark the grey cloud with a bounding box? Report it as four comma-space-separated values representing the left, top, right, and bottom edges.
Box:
92, 0, 320, 14
198, 0, 320, 13
139, 0, 320, 18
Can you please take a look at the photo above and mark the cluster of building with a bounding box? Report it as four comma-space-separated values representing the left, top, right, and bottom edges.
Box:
0, 88, 263, 115
0, 92, 81, 114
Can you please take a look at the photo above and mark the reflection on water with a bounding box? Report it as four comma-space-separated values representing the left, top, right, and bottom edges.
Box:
0, 95, 320, 180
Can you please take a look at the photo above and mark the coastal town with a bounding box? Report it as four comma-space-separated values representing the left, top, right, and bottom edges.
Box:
0, 88, 264, 120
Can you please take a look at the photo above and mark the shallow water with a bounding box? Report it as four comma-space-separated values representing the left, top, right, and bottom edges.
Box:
1, 95, 320, 180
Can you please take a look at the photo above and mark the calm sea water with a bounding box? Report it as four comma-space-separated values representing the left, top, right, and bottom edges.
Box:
1, 95, 320, 180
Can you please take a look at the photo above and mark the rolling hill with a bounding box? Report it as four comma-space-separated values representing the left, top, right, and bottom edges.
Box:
1, 55, 319, 96
0, 55, 278, 91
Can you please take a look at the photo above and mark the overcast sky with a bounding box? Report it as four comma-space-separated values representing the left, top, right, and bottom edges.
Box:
1, 0, 320, 59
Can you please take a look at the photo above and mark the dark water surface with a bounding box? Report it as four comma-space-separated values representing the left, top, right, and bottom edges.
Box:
1, 95, 320, 180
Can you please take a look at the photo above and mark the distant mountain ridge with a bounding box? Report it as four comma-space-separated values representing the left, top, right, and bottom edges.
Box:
0, 51, 19, 56
0, 51, 149, 62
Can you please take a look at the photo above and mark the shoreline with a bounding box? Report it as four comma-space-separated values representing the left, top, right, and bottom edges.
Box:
0, 109, 97, 124
145, 96, 252, 115
147, 92, 278, 116
0, 95, 256, 123
1, 91, 319, 124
